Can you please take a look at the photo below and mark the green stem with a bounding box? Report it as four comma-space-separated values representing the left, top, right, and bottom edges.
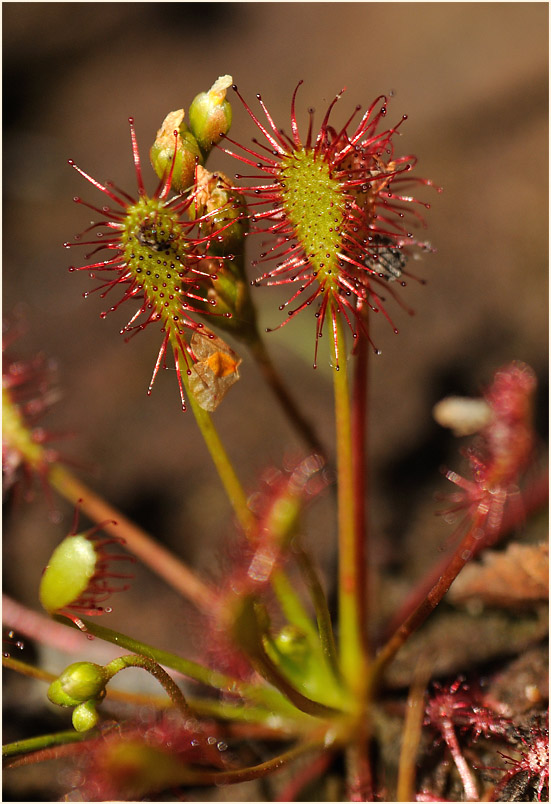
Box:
57, 617, 308, 721
5, 734, 324, 784
271, 570, 320, 645
3, 731, 87, 758
294, 546, 342, 683
104, 655, 192, 718
3, 653, 283, 728
48, 464, 217, 613
178, 347, 255, 536
330, 302, 366, 692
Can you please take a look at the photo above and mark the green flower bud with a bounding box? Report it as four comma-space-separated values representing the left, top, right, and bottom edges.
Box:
52, 661, 108, 704
150, 109, 203, 193
189, 75, 233, 153
47, 678, 83, 708
72, 699, 100, 732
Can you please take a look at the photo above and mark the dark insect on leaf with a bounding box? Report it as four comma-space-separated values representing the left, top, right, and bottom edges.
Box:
365, 235, 407, 281
136, 220, 173, 252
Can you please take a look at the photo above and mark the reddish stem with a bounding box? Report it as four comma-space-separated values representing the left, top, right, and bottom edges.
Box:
346, 730, 374, 801
381, 467, 548, 641
2, 595, 118, 660
351, 323, 369, 659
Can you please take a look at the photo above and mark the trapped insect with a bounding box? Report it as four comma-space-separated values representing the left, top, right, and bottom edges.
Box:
136, 220, 174, 252
188, 329, 242, 412
365, 235, 407, 281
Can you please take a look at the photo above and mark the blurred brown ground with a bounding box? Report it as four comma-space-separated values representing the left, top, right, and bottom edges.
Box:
2, 3, 548, 799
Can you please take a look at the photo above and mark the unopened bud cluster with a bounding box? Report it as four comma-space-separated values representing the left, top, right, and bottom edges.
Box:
48, 661, 107, 731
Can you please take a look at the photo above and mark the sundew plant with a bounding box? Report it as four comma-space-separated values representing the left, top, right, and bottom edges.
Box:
3, 75, 548, 802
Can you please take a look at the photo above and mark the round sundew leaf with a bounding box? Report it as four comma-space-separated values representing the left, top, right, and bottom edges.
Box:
278, 149, 346, 282
39, 534, 97, 613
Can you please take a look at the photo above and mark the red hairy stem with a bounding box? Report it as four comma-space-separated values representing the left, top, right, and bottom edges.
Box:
351, 312, 370, 660
105, 655, 193, 719
382, 465, 548, 641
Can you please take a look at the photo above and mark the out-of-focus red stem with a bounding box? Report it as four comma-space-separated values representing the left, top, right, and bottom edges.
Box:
2, 594, 118, 661
346, 729, 373, 801
381, 466, 548, 641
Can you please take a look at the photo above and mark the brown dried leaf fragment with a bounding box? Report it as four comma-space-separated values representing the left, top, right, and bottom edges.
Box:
449, 542, 548, 609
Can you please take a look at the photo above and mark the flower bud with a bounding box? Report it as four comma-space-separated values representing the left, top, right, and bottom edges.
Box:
188, 75, 233, 153
150, 109, 203, 193
47, 678, 83, 708
72, 699, 100, 732
55, 661, 108, 703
